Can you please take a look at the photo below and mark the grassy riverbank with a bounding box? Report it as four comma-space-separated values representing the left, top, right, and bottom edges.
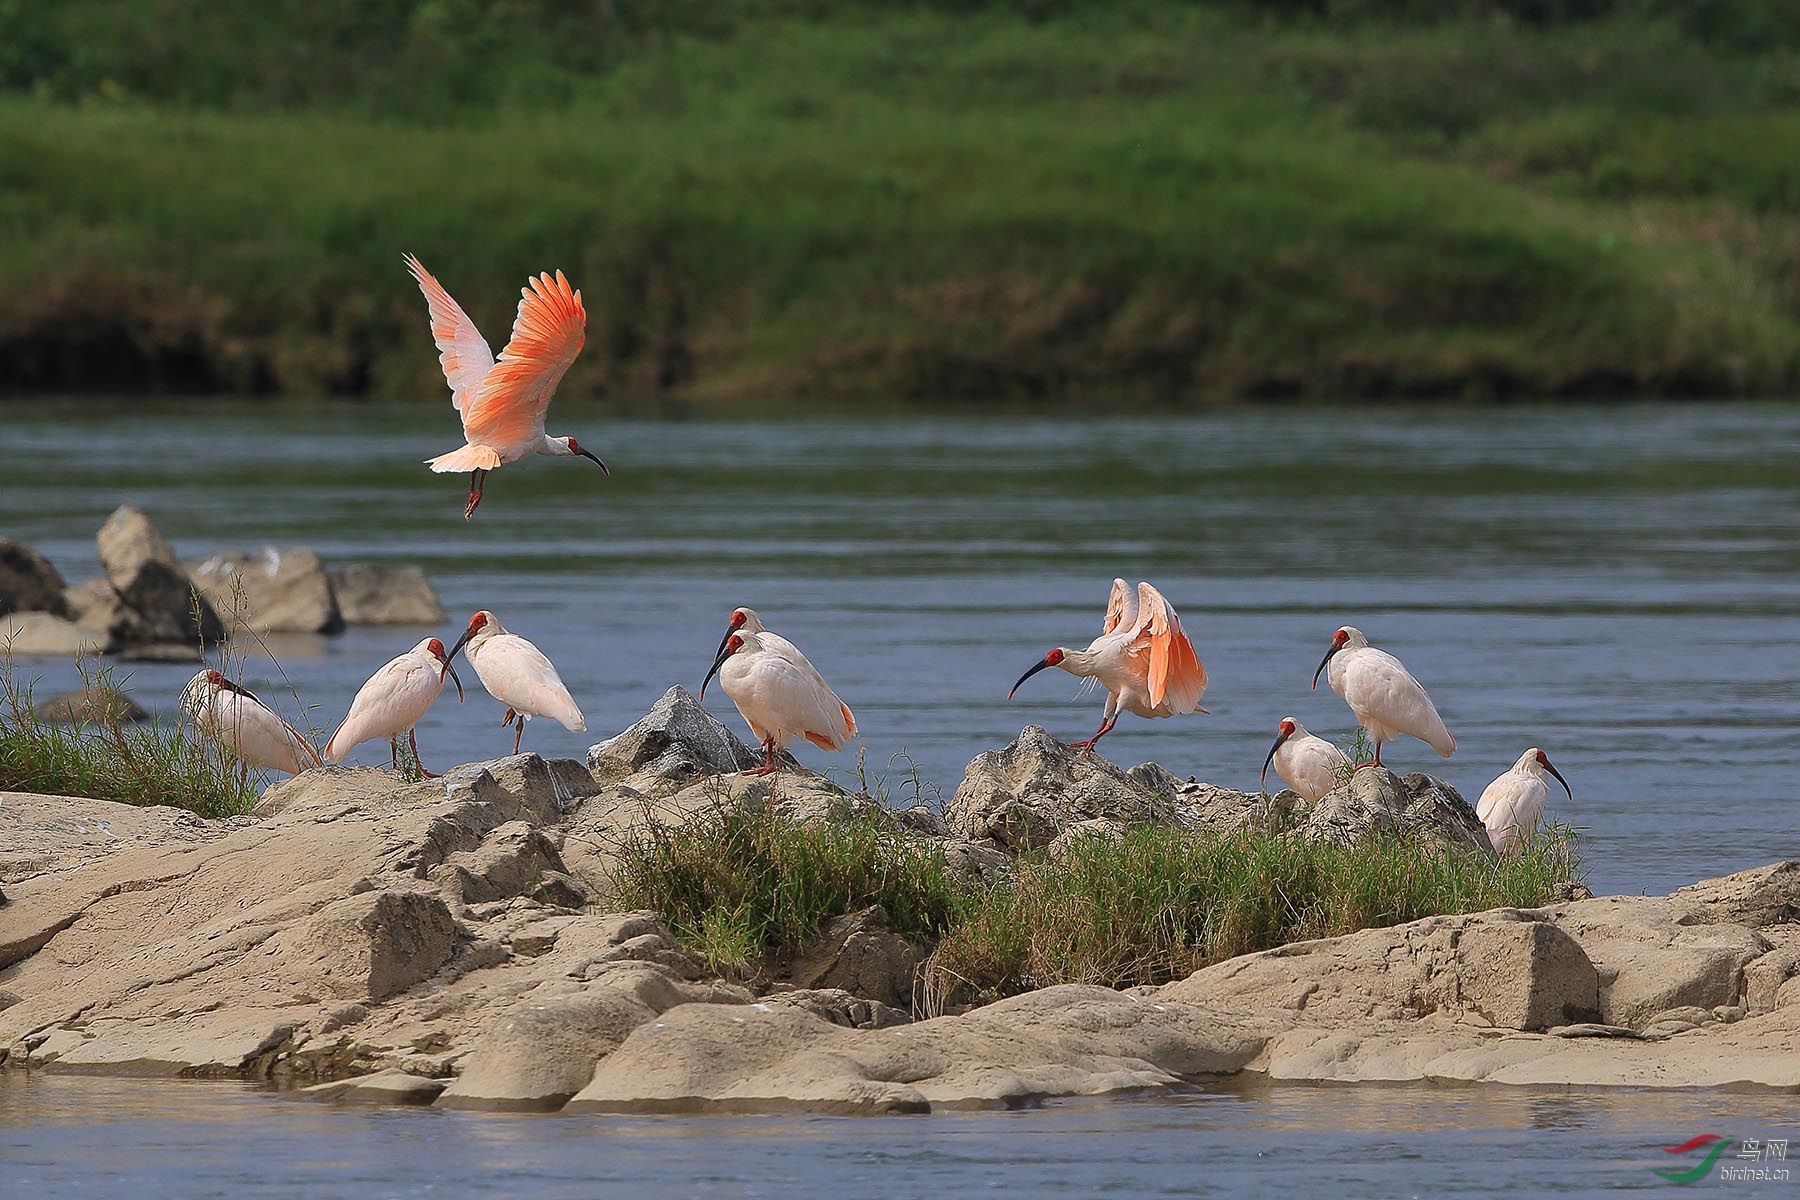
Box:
4, 2, 1798, 404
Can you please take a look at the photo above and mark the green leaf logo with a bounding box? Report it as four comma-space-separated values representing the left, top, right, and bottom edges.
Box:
1652, 1134, 1732, 1184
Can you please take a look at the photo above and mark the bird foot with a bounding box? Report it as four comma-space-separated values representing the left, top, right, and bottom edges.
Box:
501, 709, 517, 727
740, 763, 782, 777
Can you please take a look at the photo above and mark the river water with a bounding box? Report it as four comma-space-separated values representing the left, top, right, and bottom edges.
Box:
2, 399, 1798, 1194
5, 399, 1796, 896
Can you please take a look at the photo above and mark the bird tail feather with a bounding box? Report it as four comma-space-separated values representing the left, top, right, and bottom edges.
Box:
426, 444, 502, 473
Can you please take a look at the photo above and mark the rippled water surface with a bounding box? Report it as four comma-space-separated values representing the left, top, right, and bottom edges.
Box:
3, 399, 1798, 897
3, 1073, 1797, 1199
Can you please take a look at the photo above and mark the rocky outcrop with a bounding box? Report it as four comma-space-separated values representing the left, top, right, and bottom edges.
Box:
947, 726, 1182, 851
188, 547, 345, 635
0, 513, 444, 662
2, 705, 1797, 1113
95, 504, 223, 654
0, 539, 70, 618
329, 564, 446, 626
1298, 767, 1494, 855
587, 685, 766, 785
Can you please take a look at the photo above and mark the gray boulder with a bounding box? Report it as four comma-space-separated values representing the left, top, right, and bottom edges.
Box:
95, 505, 223, 648
946, 726, 1178, 852
0, 612, 110, 658
188, 547, 345, 635
789, 906, 919, 1010
329, 563, 447, 626
587, 685, 766, 785
1127, 761, 1283, 835
0, 539, 70, 618
1299, 767, 1494, 855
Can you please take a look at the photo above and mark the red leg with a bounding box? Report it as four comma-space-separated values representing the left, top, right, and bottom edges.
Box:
502, 708, 517, 727
409, 728, 438, 779
512, 719, 524, 756
1373, 741, 1384, 769
742, 737, 782, 777
389, 737, 399, 771
464, 469, 487, 521
1069, 715, 1118, 754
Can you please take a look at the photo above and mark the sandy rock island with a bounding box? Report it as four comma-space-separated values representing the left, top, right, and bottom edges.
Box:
2, 689, 1795, 1112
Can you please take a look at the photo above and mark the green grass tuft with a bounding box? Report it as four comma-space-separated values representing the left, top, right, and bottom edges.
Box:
0, 656, 257, 818
608, 799, 1583, 1005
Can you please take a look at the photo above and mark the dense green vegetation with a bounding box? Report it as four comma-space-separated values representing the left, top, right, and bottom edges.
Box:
2, 1, 1797, 404
0, 658, 257, 818
610, 801, 1583, 1009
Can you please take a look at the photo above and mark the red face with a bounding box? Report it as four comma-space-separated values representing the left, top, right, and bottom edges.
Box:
1045, 647, 1065, 666
1333, 628, 1350, 648
1279, 718, 1296, 737
469, 612, 489, 633
427, 638, 446, 660
206, 669, 227, 687
1536, 749, 1551, 767
727, 633, 745, 654
731, 609, 748, 629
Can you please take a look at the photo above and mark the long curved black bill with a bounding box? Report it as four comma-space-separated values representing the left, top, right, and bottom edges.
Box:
440, 627, 475, 684
443, 660, 465, 704
1260, 731, 1289, 789
579, 449, 609, 476
1544, 758, 1572, 801
700, 643, 732, 702
1008, 656, 1055, 700
1310, 646, 1338, 691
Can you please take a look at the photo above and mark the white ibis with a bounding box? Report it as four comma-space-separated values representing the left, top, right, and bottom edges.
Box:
181, 669, 320, 782
1009, 578, 1207, 751
1311, 625, 1454, 769
322, 637, 464, 777
1259, 716, 1349, 802
1477, 747, 1571, 856
703, 607, 806, 694
442, 610, 586, 755
701, 628, 856, 776
405, 254, 607, 520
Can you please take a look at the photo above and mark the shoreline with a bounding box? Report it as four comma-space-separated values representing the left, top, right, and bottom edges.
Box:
3, 693, 1794, 1113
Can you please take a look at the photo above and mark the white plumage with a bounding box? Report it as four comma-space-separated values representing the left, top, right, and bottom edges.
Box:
1260, 716, 1349, 803
444, 610, 586, 756
1477, 747, 1571, 856
702, 627, 856, 775
1009, 578, 1208, 752
1312, 625, 1454, 768
181, 670, 319, 777
323, 637, 462, 776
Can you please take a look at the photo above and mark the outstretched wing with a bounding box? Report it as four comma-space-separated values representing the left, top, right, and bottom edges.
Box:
1130, 581, 1207, 712
404, 254, 495, 413
460, 269, 586, 449
1101, 577, 1135, 636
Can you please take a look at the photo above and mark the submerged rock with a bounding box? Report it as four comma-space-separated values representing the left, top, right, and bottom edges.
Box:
0, 539, 70, 618
33, 684, 148, 725
188, 547, 344, 635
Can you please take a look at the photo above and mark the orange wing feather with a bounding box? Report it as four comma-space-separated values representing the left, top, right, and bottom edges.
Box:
1137, 582, 1207, 712
460, 270, 587, 449
1101, 577, 1133, 636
